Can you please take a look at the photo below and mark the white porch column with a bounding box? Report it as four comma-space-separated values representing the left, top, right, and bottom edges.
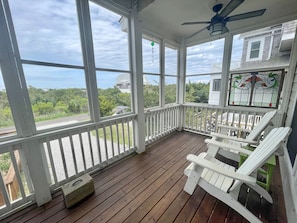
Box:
177, 40, 186, 131
130, 5, 145, 153
0, 1, 51, 205
76, 0, 100, 122
219, 33, 233, 107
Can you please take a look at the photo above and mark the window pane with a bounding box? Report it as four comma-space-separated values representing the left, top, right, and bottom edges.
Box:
9, 0, 83, 65
142, 37, 160, 74
165, 45, 178, 75
186, 39, 224, 75
250, 50, 259, 59
0, 68, 16, 137
23, 64, 90, 130
251, 41, 260, 50
231, 20, 297, 71
228, 69, 284, 108
250, 41, 261, 59
97, 71, 131, 117
185, 76, 210, 103
90, 2, 129, 70
143, 75, 160, 108
165, 76, 177, 104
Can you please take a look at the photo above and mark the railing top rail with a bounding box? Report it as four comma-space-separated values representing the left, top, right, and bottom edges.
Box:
183, 103, 275, 114
144, 104, 181, 114
0, 114, 136, 150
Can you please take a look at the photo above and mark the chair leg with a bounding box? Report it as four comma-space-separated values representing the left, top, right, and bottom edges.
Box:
183, 164, 203, 195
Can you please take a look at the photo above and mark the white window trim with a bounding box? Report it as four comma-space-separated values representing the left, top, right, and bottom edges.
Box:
246, 37, 265, 62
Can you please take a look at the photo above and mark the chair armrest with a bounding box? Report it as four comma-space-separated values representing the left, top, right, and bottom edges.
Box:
205, 138, 253, 156
210, 132, 258, 145
217, 124, 251, 133
187, 154, 256, 185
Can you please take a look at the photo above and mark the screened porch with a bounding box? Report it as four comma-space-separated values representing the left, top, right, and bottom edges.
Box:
1, 0, 297, 222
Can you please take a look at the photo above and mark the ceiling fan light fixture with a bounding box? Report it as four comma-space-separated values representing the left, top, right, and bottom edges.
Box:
210, 23, 224, 35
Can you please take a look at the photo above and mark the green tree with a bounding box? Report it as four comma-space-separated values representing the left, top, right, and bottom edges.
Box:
165, 84, 176, 104
32, 102, 54, 115
185, 82, 209, 103
144, 85, 159, 108
99, 95, 114, 117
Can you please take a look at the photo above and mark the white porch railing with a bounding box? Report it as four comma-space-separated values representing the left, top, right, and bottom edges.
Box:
182, 104, 270, 135
144, 105, 180, 144
0, 114, 136, 218
0, 104, 277, 219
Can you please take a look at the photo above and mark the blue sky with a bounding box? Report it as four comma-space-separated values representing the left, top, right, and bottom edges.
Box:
0, 0, 243, 90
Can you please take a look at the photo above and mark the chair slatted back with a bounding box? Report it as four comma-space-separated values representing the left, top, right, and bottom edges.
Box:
246, 110, 277, 141
230, 127, 291, 191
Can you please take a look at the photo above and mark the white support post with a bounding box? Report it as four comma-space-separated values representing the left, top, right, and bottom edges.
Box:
22, 141, 52, 206
219, 33, 233, 107
76, 0, 100, 122
0, 1, 52, 206
177, 40, 186, 131
283, 26, 297, 125
0, 0, 36, 136
160, 39, 165, 107
130, 5, 145, 153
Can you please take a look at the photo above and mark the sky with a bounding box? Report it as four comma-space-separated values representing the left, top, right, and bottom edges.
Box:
0, 0, 243, 90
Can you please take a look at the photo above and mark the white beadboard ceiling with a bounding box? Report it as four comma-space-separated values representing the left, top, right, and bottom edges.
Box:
136, 0, 297, 43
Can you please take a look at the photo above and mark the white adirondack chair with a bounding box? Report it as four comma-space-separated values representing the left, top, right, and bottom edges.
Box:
184, 127, 291, 223
207, 110, 277, 160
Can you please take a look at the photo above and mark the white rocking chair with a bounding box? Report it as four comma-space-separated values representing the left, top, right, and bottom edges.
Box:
183, 127, 291, 223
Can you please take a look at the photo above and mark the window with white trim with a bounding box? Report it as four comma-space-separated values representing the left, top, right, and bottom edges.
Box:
246, 37, 264, 61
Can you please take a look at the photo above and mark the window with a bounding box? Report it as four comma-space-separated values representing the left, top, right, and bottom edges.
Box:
186, 39, 224, 75
185, 76, 210, 103
249, 41, 261, 59
96, 71, 131, 117
142, 36, 160, 108
186, 38, 224, 104
9, 0, 90, 130
212, 79, 221, 91
164, 44, 178, 104
143, 75, 160, 108
142, 36, 160, 74
89, 2, 132, 118
90, 2, 129, 71
165, 76, 177, 104
247, 38, 264, 61
228, 69, 284, 108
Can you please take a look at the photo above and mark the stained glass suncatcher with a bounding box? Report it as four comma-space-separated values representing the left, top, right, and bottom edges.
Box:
228, 69, 284, 108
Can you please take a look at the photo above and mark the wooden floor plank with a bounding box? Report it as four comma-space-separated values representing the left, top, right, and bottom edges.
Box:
92, 134, 201, 223
191, 193, 216, 223
1, 131, 288, 223
173, 187, 206, 223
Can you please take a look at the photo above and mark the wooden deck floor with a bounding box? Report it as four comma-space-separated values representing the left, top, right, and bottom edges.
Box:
3, 131, 287, 223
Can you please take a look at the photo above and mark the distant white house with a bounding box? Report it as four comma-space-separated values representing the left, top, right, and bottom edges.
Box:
116, 73, 131, 93
115, 73, 150, 93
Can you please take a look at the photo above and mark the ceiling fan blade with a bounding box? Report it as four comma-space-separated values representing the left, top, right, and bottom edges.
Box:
185, 26, 208, 39
182, 21, 210, 25
219, 0, 244, 18
225, 9, 266, 22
